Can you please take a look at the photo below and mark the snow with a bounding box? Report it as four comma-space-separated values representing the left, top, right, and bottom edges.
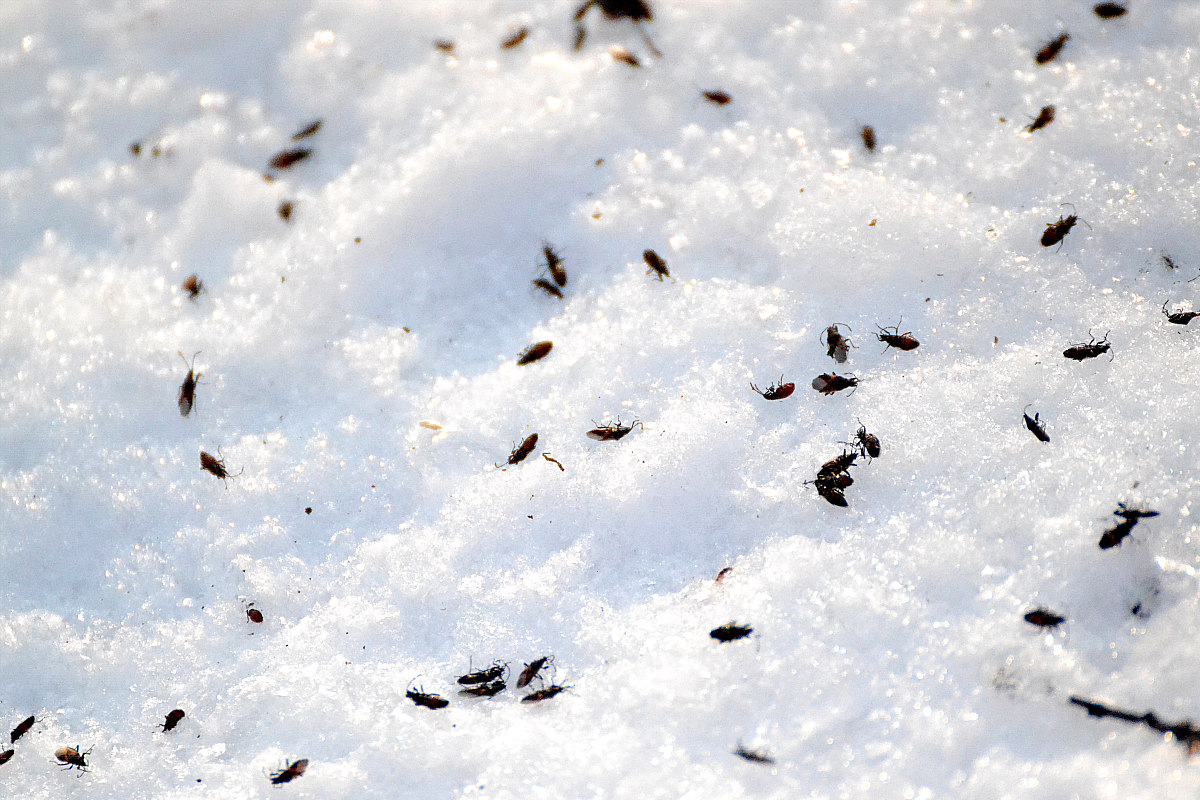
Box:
1, 0, 1200, 797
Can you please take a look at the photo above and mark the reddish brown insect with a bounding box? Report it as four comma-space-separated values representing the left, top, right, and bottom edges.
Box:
542, 243, 567, 287
1062, 331, 1112, 361
1024, 608, 1065, 628
532, 278, 563, 298
715, 566, 733, 583
1023, 405, 1050, 443
268, 148, 312, 170
182, 274, 204, 300
406, 686, 450, 710
811, 373, 858, 395
457, 662, 507, 685
710, 622, 753, 642
501, 27, 530, 49
609, 46, 640, 67
459, 680, 506, 697
733, 743, 775, 765
0, 750, 12, 767
498, 433, 538, 467
521, 684, 568, 703
269, 758, 308, 785
811, 476, 848, 507
1041, 206, 1088, 248
1093, 2, 1126, 18
278, 200, 294, 222
703, 90, 731, 105
643, 249, 669, 280
587, 419, 641, 441
517, 656, 553, 689
750, 378, 795, 401
854, 423, 881, 459
876, 321, 919, 351
822, 323, 853, 363
177, 351, 201, 417
200, 450, 242, 484
160, 709, 185, 732
1099, 504, 1159, 550
818, 451, 858, 479
517, 341, 553, 365
246, 603, 264, 624
1024, 105, 1055, 133
1163, 302, 1200, 325
291, 120, 322, 141
1036, 32, 1069, 64
860, 125, 876, 152
435, 39, 455, 53
55, 745, 90, 771
10, 716, 34, 744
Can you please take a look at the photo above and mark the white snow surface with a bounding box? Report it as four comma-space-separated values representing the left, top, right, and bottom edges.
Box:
2, 0, 1200, 797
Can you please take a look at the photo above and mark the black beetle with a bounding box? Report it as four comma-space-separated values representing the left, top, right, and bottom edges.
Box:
1023, 405, 1050, 442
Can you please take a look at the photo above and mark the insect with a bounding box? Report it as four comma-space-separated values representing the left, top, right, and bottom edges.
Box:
822, 323, 854, 363
532, 278, 563, 298
876, 320, 919, 352
810, 475, 848, 507
1162, 302, 1200, 325
710, 622, 753, 642
521, 684, 568, 703
1041, 205, 1088, 248
715, 566, 733, 583
1062, 331, 1112, 361
498, 433, 538, 467
733, 743, 775, 765
542, 243, 567, 287
1036, 32, 1069, 64
575, 0, 651, 22
291, 120, 322, 141
278, 200, 294, 222
160, 709, 185, 732
10, 715, 34, 744
182, 274, 204, 299
750, 378, 795, 401
1023, 105, 1055, 134
1162, 254, 1179, 270
457, 662, 507, 685
1093, 2, 1126, 18
643, 249, 669, 280
587, 419, 641, 441
573, 25, 587, 51
517, 341, 553, 365
459, 680, 506, 697
246, 603, 264, 624
609, 46, 641, 67
1098, 504, 1159, 550
55, 745, 91, 772
200, 449, 242, 484
854, 422, 881, 459
702, 90, 731, 105
268, 148, 312, 170
811, 373, 858, 395
860, 125, 876, 151
406, 685, 450, 710
1023, 405, 1050, 443
517, 656, 553, 688
819, 450, 859, 478
1024, 608, 1065, 628
501, 27, 530, 49
435, 39, 455, 52
177, 351, 201, 417
0, 750, 12, 767
269, 758, 308, 785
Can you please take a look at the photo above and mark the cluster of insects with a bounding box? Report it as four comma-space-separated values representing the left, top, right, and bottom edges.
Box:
805, 422, 882, 507
0, 715, 35, 770
405, 655, 567, 709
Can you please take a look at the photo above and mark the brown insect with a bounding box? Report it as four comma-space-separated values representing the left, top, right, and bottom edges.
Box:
876, 320, 919, 351
573, 25, 587, 51
1099, 504, 1159, 550
177, 351, 201, 417
269, 758, 308, 785
200, 449, 242, 484
459, 680, 506, 697
854, 423, 881, 459
10, 716, 34, 744
278, 200, 294, 222
575, 0, 652, 22
532, 278, 563, 298
733, 743, 775, 765
1023, 405, 1050, 443
246, 603, 264, 624
1163, 302, 1200, 325
517, 656, 553, 688
435, 40, 455, 53
643, 249, 669, 280
609, 46, 641, 67
182, 274, 204, 299
268, 148, 312, 170
498, 433, 538, 467
710, 622, 753, 642
501, 27, 530, 49
1093, 2, 1126, 18
1024, 608, 1065, 628
1036, 32, 1069, 64
457, 662, 507, 685
1024, 105, 1055, 133
130, 141, 142, 157
1062, 331, 1112, 361
517, 341, 553, 365
0, 750, 12, 767
406, 686, 450, 710
750, 378, 795, 401
860, 125, 876, 151
818, 451, 858, 480
521, 684, 568, 703
587, 419, 641, 441
542, 243, 567, 287
55, 745, 90, 772
1041, 205, 1088, 248
291, 120, 322, 141
715, 566, 733, 583
822, 323, 854, 363
702, 90, 731, 105
160, 709, 185, 732
811, 373, 858, 395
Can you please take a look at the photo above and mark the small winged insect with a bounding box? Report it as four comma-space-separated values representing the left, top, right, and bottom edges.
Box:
55, 745, 91, 772
1036, 32, 1069, 64
277, 200, 294, 222
177, 351, 201, 417
517, 341, 553, 365
541, 243, 567, 287
521, 684, 568, 703
750, 377, 795, 401
1023, 405, 1050, 443
1098, 504, 1159, 550
435, 39, 455, 53
702, 90, 731, 105
406, 685, 450, 710
819, 451, 858, 479
876, 320, 919, 352
710, 622, 753, 643
501, 27, 530, 49
246, 603, 264, 624
823, 323, 853, 363
587, 419, 641, 441
10, 716, 34, 744
1093, 2, 1126, 18
854, 422, 881, 459
643, 249, 669, 280
517, 656, 553, 688
532, 278, 563, 298
1024, 608, 1066, 628
811, 373, 858, 395
159, 709, 185, 732
0, 750, 11, 767
269, 759, 308, 785
459, 680, 506, 697
1023, 105, 1055, 134
860, 125, 876, 152
609, 46, 640, 67
1062, 331, 1112, 361
200, 449, 242, 484
733, 743, 775, 765
809, 451, 857, 507
182, 274, 204, 299
268, 148, 312, 171
1162, 302, 1200, 325
1040, 205, 1088, 248
291, 120, 322, 141
498, 433, 538, 467
715, 566, 733, 583
457, 662, 507, 685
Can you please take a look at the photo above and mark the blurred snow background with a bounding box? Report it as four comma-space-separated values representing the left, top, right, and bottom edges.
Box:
1, 0, 1200, 797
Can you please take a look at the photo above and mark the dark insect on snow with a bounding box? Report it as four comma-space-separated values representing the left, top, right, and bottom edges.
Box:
459, 680, 506, 698
268, 148, 312, 170
643, 249, 669, 280
435, 39, 455, 53
200, 450, 242, 483
1024, 105, 1055, 133
703, 90, 732, 105
1036, 32, 1069, 64
532, 278, 563, 298
1024, 608, 1065, 628
610, 46, 641, 67
10, 715, 34, 744
406, 686, 450, 710
733, 743, 775, 765
575, 0, 652, 23
860, 125, 876, 152
710, 622, 753, 642
269, 758, 308, 785
278, 200, 294, 222
521, 684, 568, 703
246, 604, 264, 624
822, 323, 854, 363
1093, 2, 1127, 18
819, 451, 859, 478
457, 662, 507, 685
499, 433, 539, 467
573, 24, 587, 51
177, 351, 201, 417
1062, 331, 1112, 361
182, 274, 204, 299
501, 27, 530, 49
160, 709, 185, 732
587, 419, 641, 441
1162, 302, 1200, 325
291, 120, 322, 141
55, 745, 91, 772
517, 341, 553, 365
517, 656, 553, 688
0, 750, 12, 767
1162, 254, 1179, 270
876, 321, 919, 352
812, 373, 858, 395
1023, 405, 1050, 443
1098, 504, 1159, 550
715, 566, 733, 583
542, 243, 567, 287
1040, 206, 1087, 248
750, 377, 795, 401
854, 423, 881, 459
811, 475, 848, 507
